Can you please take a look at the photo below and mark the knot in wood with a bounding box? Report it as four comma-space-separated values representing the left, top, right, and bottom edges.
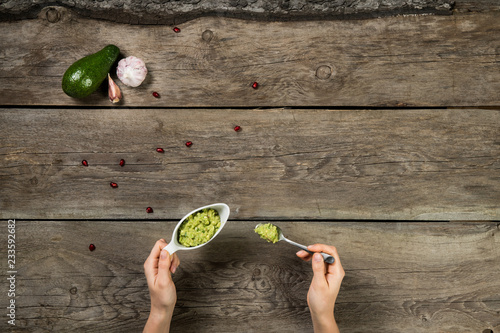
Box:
315, 65, 332, 80
251, 267, 262, 281
202, 29, 214, 42
46, 8, 61, 23
29, 176, 38, 186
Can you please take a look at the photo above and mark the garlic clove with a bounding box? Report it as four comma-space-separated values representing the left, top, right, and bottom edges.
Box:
108, 73, 122, 103
116, 56, 148, 87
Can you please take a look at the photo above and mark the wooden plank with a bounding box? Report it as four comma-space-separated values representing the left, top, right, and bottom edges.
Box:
0, 0, 456, 23
0, 12, 499, 107
455, 0, 500, 13
3, 0, 499, 24
1, 220, 498, 332
1, 108, 498, 221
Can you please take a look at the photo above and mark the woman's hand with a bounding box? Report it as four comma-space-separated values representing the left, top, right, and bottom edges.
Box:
297, 244, 344, 333
143, 239, 180, 333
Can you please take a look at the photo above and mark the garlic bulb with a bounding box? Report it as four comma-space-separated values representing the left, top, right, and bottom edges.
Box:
116, 56, 148, 87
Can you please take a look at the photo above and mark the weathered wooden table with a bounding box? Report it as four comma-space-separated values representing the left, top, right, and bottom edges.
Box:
1, 0, 499, 332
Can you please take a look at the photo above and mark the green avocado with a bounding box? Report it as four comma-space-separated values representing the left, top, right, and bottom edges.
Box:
62, 45, 120, 98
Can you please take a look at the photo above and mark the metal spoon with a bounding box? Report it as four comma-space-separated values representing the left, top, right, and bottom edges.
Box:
255, 223, 335, 264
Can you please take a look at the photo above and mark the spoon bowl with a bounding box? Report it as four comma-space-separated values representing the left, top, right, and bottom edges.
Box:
164, 203, 230, 255
255, 223, 335, 264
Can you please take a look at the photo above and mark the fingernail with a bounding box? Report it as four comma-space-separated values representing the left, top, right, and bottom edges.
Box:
160, 250, 167, 259
313, 253, 323, 262
172, 265, 177, 274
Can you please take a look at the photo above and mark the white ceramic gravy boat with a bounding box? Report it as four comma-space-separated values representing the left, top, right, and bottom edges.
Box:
164, 203, 230, 255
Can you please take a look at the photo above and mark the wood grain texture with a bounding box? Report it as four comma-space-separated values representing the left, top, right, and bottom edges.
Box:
455, 0, 500, 13
1, 220, 498, 332
0, 12, 499, 107
2, 0, 498, 24
2, 0, 499, 24
1, 108, 498, 221
0, 0, 455, 24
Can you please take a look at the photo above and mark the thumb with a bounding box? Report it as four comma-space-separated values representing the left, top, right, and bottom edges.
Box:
157, 249, 173, 284
311, 253, 327, 287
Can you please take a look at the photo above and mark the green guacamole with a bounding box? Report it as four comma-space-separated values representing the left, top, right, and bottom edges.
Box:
255, 223, 279, 243
178, 208, 221, 247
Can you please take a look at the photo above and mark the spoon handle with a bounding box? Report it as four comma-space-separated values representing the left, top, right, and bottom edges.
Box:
284, 238, 335, 264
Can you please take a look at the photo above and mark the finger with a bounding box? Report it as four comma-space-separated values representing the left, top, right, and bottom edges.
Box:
296, 250, 312, 261
315, 245, 344, 284
307, 243, 336, 255
157, 249, 173, 286
326, 263, 345, 290
311, 252, 328, 288
308, 244, 341, 264
144, 239, 167, 285
170, 253, 180, 274
329, 259, 345, 280
146, 239, 167, 263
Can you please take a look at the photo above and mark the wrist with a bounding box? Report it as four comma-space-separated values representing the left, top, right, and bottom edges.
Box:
150, 306, 174, 322
144, 308, 173, 333
310, 312, 338, 333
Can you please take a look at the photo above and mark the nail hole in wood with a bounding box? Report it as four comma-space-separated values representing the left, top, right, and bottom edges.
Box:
482, 329, 493, 333
316, 65, 332, 80
46, 8, 61, 23
202, 29, 214, 42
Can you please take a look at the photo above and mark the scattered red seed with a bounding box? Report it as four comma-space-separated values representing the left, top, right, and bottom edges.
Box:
173, 27, 181, 33
82, 160, 88, 166
152, 91, 160, 98
110, 182, 118, 188
119, 159, 125, 167
185, 141, 193, 147
89, 244, 96, 251
234, 125, 241, 132
156, 147, 164, 153
252, 82, 258, 89
146, 207, 154, 213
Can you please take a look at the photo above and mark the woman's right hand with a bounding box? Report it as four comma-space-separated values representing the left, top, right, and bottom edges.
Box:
297, 244, 344, 333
